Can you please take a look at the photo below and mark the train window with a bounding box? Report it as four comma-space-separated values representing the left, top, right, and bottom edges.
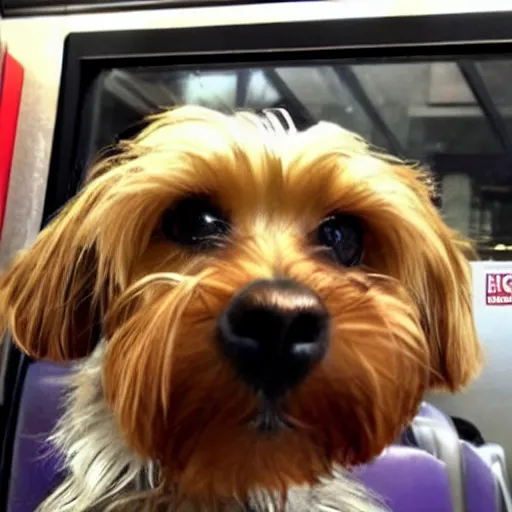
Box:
71, 60, 512, 260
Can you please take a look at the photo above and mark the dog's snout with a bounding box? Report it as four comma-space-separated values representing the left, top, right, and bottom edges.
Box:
217, 279, 329, 398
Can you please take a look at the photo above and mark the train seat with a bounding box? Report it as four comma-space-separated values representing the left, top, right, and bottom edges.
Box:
3, 361, 508, 511
355, 446, 453, 511
6, 362, 67, 512
413, 401, 512, 511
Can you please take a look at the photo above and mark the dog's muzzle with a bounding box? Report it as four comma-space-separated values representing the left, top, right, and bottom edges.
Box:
217, 279, 329, 399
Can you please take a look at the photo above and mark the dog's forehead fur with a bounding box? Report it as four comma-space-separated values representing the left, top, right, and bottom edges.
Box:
85, 107, 431, 236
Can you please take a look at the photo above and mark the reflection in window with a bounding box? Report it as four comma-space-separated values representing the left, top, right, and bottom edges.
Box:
352, 62, 500, 157
177, 70, 280, 110
81, 59, 512, 260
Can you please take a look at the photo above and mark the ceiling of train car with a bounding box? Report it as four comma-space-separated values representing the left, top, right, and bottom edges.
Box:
0, 0, 267, 17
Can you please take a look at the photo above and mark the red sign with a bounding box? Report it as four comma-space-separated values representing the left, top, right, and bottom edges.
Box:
486, 273, 512, 305
0, 49, 24, 240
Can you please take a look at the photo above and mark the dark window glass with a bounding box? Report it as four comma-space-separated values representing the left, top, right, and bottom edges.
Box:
77, 60, 512, 260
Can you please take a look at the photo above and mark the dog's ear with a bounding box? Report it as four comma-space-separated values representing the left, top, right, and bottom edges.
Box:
418, 224, 482, 391
361, 160, 483, 392
0, 192, 104, 362
387, 170, 483, 392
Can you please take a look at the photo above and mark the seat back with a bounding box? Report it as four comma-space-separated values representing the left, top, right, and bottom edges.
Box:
477, 443, 512, 510
418, 402, 457, 429
412, 415, 466, 512
355, 446, 454, 512
412, 402, 505, 512
461, 441, 503, 512
7, 363, 67, 512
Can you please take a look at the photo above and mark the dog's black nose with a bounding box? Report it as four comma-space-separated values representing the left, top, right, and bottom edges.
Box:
217, 279, 329, 398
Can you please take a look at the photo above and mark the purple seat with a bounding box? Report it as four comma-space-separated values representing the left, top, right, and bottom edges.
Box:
411, 404, 503, 512
477, 443, 512, 509
355, 446, 454, 512
461, 441, 501, 512
3, 362, 507, 511
418, 402, 456, 429
7, 363, 68, 512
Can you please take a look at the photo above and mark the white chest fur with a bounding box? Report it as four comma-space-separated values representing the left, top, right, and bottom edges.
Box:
37, 344, 386, 512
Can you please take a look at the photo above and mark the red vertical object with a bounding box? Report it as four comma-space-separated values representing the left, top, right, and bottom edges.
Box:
0, 48, 24, 240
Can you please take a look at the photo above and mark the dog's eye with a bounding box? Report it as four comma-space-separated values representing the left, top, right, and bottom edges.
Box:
317, 214, 363, 266
162, 197, 229, 248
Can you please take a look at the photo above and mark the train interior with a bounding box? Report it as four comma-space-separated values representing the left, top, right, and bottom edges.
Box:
1, 3, 512, 511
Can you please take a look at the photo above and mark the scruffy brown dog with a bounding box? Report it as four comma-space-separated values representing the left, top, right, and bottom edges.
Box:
0, 107, 482, 511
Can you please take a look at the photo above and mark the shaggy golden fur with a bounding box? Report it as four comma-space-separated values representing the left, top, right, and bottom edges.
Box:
0, 106, 482, 510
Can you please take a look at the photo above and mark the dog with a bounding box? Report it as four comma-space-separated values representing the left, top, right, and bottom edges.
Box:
0, 106, 482, 511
